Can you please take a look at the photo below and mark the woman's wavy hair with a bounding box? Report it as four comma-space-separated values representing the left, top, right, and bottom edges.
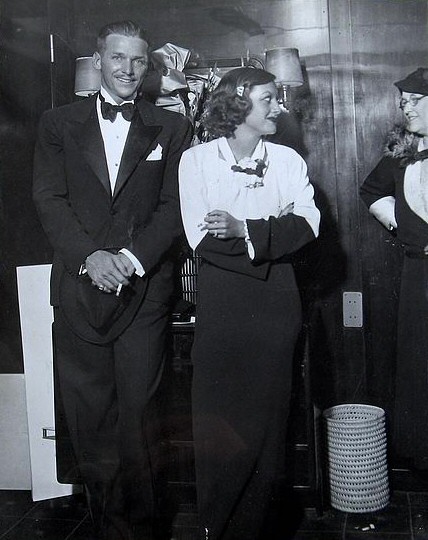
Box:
202, 67, 276, 139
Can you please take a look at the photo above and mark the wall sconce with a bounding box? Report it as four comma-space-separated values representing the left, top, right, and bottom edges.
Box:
265, 48, 303, 111
74, 56, 101, 97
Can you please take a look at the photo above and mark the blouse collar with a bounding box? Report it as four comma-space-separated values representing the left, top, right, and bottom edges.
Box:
217, 137, 266, 165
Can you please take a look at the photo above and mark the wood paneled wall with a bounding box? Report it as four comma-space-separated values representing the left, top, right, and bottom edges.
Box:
2, 1, 428, 435
0, 0, 52, 372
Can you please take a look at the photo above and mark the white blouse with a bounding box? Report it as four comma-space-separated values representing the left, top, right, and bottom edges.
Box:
403, 138, 428, 224
179, 137, 320, 252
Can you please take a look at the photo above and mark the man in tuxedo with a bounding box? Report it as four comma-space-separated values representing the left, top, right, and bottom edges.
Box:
33, 20, 192, 540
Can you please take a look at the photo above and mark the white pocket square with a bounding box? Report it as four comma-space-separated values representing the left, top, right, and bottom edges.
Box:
146, 143, 163, 161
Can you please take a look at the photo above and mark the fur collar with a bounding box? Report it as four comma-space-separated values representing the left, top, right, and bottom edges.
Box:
384, 125, 428, 167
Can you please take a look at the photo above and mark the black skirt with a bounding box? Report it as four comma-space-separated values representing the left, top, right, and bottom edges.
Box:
394, 255, 428, 469
191, 260, 302, 539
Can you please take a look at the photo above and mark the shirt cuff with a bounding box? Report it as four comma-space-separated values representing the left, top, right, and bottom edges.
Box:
244, 220, 255, 260
119, 248, 145, 277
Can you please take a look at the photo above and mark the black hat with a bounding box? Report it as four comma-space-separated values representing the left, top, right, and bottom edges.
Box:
59, 270, 147, 344
394, 67, 428, 95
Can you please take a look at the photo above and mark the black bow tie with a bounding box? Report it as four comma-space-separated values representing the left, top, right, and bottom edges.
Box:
100, 96, 135, 122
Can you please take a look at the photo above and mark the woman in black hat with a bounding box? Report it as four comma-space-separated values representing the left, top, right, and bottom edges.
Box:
361, 67, 428, 474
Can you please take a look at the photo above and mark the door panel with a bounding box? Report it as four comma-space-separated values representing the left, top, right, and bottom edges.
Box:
17, 264, 78, 501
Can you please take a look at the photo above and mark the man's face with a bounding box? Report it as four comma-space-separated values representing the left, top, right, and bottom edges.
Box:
93, 33, 148, 103
401, 91, 428, 137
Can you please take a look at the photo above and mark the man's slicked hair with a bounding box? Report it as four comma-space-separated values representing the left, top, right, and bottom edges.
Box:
96, 20, 150, 52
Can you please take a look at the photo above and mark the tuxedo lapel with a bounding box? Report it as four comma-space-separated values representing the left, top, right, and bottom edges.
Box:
69, 99, 111, 196
68, 97, 162, 198
113, 112, 161, 198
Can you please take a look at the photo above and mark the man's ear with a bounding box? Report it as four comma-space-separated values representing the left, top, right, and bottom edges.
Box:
93, 51, 101, 71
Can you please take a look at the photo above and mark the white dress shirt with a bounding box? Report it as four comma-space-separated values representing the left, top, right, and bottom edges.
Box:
96, 86, 144, 276
97, 87, 132, 194
404, 138, 428, 224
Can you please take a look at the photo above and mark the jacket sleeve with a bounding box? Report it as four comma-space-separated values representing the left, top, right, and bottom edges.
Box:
360, 156, 399, 230
247, 152, 320, 263
360, 156, 397, 208
127, 113, 193, 275
33, 109, 100, 275
195, 236, 271, 279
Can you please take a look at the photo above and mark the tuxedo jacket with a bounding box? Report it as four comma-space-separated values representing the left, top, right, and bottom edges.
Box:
33, 94, 192, 343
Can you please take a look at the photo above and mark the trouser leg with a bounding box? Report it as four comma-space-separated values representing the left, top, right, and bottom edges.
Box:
114, 299, 169, 533
53, 300, 169, 539
53, 309, 126, 538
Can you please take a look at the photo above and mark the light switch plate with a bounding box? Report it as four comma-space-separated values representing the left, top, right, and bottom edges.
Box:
343, 292, 363, 328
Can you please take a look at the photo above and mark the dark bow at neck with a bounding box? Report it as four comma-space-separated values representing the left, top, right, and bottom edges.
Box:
99, 92, 135, 122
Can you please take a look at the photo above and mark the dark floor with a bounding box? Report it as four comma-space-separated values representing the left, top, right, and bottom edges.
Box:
1, 488, 428, 540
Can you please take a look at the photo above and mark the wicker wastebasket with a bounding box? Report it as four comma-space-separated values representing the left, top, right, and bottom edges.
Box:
323, 404, 389, 513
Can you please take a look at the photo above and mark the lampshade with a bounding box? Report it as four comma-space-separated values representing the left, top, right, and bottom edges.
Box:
74, 56, 101, 96
265, 48, 303, 87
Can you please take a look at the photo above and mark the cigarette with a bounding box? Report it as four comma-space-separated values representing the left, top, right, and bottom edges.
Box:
116, 283, 123, 297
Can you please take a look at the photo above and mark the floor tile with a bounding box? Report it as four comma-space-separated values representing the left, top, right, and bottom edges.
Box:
65, 517, 97, 540
345, 502, 410, 535
171, 511, 198, 540
171, 527, 198, 540
298, 506, 345, 533
390, 490, 410, 506
411, 507, 428, 538
26, 493, 88, 521
0, 491, 37, 518
172, 511, 198, 528
346, 533, 411, 539
292, 532, 343, 539
0, 517, 79, 539
0, 489, 422, 540
0, 517, 22, 537
409, 491, 428, 508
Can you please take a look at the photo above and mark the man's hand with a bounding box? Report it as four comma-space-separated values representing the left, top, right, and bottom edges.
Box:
86, 250, 135, 293
201, 210, 245, 239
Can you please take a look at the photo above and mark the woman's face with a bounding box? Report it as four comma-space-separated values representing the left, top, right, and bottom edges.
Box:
401, 91, 428, 136
241, 82, 281, 137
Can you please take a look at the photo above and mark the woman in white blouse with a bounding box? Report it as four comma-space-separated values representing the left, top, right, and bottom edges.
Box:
179, 67, 320, 540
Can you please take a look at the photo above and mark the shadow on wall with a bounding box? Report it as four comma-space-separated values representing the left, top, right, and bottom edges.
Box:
0, 99, 53, 373
269, 110, 348, 410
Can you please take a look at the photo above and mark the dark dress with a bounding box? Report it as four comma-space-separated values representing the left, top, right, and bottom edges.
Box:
191, 219, 316, 540
361, 156, 428, 468
179, 139, 319, 539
